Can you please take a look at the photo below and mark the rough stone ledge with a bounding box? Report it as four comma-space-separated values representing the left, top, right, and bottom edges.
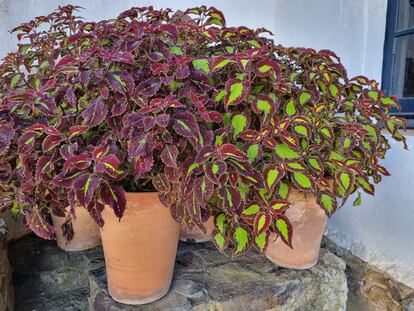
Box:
9, 234, 348, 311
322, 236, 414, 311
1, 219, 14, 311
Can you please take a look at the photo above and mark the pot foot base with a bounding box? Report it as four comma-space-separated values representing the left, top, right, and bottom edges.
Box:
266, 254, 318, 270
108, 286, 170, 305
179, 237, 212, 243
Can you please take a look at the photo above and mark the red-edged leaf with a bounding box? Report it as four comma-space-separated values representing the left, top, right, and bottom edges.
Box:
82, 97, 108, 127
55, 56, 76, 68
134, 153, 154, 178
254, 212, 271, 235
18, 131, 37, 154
135, 77, 162, 97
224, 78, 250, 108
63, 153, 91, 172
254, 59, 280, 78
172, 111, 200, 138
274, 214, 293, 248
264, 164, 285, 192
219, 185, 242, 216
42, 134, 63, 152
86, 200, 105, 227
95, 155, 124, 179
69, 125, 89, 138
219, 144, 248, 161
316, 190, 337, 216
160, 145, 179, 168
26, 212, 55, 240
268, 200, 290, 216
100, 183, 126, 219
74, 174, 101, 206
195, 145, 215, 164
0, 124, 15, 155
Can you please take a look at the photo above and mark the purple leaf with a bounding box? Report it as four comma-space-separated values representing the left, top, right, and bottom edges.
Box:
160, 145, 179, 168
0, 124, 15, 155
82, 97, 108, 127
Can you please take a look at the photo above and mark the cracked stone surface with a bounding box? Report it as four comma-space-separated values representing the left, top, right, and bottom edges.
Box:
1, 219, 14, 311
9, 234, 348, 311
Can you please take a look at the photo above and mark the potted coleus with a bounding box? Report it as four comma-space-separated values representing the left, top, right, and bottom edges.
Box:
0, 5, 235, 305
151, 7, 407, 268
0, 6, 102, 251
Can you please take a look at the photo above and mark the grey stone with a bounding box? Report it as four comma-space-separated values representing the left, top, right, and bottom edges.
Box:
322, 236, 414, 311
0, 218, 14, 311
10, 235, 348, 311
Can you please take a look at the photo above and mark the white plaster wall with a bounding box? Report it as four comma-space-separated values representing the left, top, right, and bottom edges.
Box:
1, 0, 413, 287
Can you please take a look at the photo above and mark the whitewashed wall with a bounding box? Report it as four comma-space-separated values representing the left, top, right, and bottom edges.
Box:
1, 0, 413, 287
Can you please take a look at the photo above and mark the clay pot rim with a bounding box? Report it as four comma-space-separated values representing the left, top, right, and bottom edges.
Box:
124, 192, 158, 199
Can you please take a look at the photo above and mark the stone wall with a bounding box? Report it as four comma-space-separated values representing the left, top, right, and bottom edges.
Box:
0, 219, 14, 311
323, 236, 414, 311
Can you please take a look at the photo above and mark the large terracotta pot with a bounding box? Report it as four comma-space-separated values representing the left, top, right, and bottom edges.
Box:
51, 205, 101, 252
179, 217, 215, 243
100, 192, 180, 305
265, 188, 327, 269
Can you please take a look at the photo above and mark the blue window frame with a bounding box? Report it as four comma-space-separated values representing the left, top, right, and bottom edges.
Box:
382, 0, 414, 122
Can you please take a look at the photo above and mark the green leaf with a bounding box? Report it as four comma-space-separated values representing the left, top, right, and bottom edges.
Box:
169, 46, 183, 55
231, 114, 247, 139
226, 79, 245, 106
362, 124, 378, 143
355, 176, 375, 195
316, 190, 337, 216
264, 165, 285, 192
214, 90, 226, 102
11, 74, 21, 87
285, 99, 297, 116
192, 59, 210, 74
299, 91, 312, 105
274, 215, 292, 247
368, 90, 379, 101
286, 161, 307, 172
242, 203, 261, 216
308, 157, 323, 172
40, 60, 50, 69
256, 99, 271, 116
11, 201, 20, 219
329, 84, 339, 97
275, 144, 300, 160
353, 192, 362, 207
214, 232, 226, 251
277, 181, 289, 199
233, 226, 250, 255
254, 231, 268, 252
335, 169, 354, 194
293, 125, 309, 137
247, 144, 259, 164
292, 172, 315, 191
215, 213, 227, 234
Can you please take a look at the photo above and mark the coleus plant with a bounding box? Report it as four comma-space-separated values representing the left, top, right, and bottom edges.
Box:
0, 5, 226, 239
0, 5, 407, 256
149, 7, 407, 255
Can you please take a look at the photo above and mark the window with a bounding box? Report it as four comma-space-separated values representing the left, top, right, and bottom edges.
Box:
383, 0, 414, 127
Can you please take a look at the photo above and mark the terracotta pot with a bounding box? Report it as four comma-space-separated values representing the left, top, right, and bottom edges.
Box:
179, 217, 215, 243
100, 192, 180, 305
51, 205, 101, 252
265, 188, 327, 269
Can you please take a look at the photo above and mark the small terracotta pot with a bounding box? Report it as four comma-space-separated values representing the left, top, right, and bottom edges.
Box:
179, 217, 215, 243
51, 205, 101, 252
100, 192, 180, 305
265, 188, 327, 269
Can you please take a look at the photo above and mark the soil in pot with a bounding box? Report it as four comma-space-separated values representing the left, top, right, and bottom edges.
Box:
179, 216, 215, 243
100, 192, 180, 305
265, 188, 327, 269
51, 205, 101, 252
